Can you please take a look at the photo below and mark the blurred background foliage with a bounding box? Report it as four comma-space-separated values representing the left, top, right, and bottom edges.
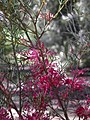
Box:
0, 0, 90, 70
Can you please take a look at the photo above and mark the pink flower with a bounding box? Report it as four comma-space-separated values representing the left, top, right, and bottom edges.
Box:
39, 11, 54, 21
76, 106, 85, 117
75, 105, 90, 119
0, 107, 12, 120
65, 79, 72, 85
87, 98, 90, 104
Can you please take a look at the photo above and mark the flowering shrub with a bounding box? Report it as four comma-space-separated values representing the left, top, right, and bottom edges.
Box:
0, 1, 90, 120
1, 40, 90, 120
17, 41, 90, 120
0, 39, 90, 120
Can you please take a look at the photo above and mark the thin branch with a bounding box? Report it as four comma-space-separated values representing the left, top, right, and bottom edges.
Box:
10, 23, 22, 118
18, 0, 35, 24
48, 104, 65, 120
53, 0, 69, 19
25, 31, 34, 47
